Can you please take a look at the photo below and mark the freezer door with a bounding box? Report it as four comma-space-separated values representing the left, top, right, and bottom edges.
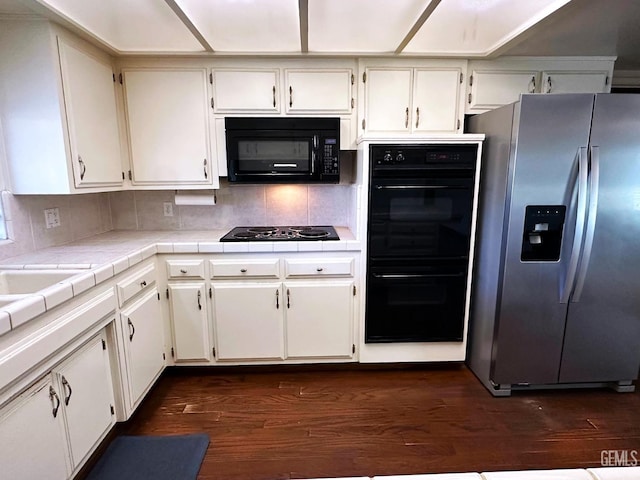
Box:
559, 94, 640, 383
492, 94, 595, 385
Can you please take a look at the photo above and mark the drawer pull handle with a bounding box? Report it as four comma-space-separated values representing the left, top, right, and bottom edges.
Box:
49, 386, 61, 418
180, 269, 187, 274
61, 376, 72, 406
128, 318, 135, 341
140, 280, 147, 287
240, 268, 247, 273
316, 267, 324, 272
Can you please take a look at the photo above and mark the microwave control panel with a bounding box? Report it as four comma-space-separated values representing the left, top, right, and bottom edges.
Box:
322, 138, 339, 176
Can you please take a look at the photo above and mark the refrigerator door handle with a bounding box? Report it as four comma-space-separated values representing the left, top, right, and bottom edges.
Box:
560, 146, 589, 304
572, 145, 600, 302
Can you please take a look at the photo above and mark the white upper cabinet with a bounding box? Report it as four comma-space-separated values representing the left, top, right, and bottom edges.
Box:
58, 39, 122, 188
285, 69, 354, 114
0, 20, 123, 194
360, 60, 465, 135
212, 69, 280, 113
122, 67, 217, 188
466, 58, 615, 113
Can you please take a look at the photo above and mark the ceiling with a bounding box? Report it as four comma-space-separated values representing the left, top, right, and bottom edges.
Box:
1, 0, 640, 68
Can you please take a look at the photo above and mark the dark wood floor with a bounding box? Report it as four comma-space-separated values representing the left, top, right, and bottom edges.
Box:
118, 364, 640, 479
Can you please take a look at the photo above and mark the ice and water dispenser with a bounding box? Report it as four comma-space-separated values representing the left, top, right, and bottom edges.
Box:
521, 205, 566, 261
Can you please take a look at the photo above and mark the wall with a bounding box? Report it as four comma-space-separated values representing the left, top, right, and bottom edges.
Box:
109, 180, 354, 231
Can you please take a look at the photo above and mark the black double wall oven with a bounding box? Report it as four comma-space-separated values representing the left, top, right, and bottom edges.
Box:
365, 144, 478, 343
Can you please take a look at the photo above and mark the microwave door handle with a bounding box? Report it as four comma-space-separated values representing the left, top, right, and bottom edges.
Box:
273, 163, 298, 168
311, 136, 317, 175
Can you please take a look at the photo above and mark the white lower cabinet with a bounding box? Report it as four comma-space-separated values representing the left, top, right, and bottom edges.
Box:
168, 282, 211, 362
0, 378, 69, 480
285, 281, 354, 359
212, 282, 285, 361
120, 288, 165, 408
0, 330, 115, 480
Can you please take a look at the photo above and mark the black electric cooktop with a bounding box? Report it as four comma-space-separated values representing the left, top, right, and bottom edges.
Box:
220, 226, 340, 242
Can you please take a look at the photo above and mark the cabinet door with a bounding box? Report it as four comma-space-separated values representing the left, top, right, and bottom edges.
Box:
285, 69, 352, 113
54, 332, 115, 469
364, 68, 412, 133
120, 289, 165, 406
168, 283, 211, 362
58, 40, 122, 188
123, 68, 213, 186
0, 378, 69, 480
285, 281, 354, 359
413, 68, 461, 132
212, 283, 284, 360
212, 69, 279, 113
542, 71, 609, 94
468, 70, 538, 111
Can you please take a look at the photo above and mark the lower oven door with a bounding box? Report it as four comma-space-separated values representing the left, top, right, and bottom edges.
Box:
365, 263, 467, 343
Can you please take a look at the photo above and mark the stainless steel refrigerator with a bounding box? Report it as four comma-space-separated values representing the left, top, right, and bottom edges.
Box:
467, 93, 640, 396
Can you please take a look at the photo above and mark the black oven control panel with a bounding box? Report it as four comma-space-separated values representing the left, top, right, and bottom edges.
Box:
371, 144, 477, 172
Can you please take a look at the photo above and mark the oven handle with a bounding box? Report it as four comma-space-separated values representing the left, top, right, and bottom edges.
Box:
372, 273, 465, 279
374, 185, 455, 190
273, 163, 298, 168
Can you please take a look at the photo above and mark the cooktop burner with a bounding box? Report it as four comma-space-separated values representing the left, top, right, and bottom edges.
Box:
220, 226, 340, 242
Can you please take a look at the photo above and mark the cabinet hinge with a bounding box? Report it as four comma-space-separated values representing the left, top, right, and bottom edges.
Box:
211, 97, 214, 109
353, 285, 356, 296
166, 288, 169, 299
119, 73, 123, 84
209, 287, 212, 298
110, 404, 115, 415
157, 292, 160, 300
352, 344, 356, 354
469, 74, 474, 86
351, 98, 354, 109
212, 347, 216, 357
460, 72, 464, 84
209, 72, 213, 84
468, 93, 472, 105
605, 75, 609, 86
351, 74, 355, 85
128, 170, 132, 181
362, 72, 367, 83
102, 339, 107, 350
457, 119, 461, 130
362, 118, 366, 130
171, 347, 175, 358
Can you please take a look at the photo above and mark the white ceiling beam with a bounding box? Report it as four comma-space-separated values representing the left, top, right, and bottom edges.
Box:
164, 0, 214, 52
299, 0, 309, 53
394, 0, 442, 54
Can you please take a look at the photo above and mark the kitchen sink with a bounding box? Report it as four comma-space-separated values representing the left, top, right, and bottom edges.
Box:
0, 269, 84, 306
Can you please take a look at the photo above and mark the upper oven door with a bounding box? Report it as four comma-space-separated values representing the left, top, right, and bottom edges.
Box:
368, 175, 475, 260
227, 131, 315, 182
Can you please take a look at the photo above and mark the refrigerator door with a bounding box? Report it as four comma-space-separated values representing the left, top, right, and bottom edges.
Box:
559, 94, 640, 383
492, 94, 595, 385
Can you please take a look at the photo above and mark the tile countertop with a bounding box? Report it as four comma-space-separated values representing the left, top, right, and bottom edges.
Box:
0, 228, 360, 335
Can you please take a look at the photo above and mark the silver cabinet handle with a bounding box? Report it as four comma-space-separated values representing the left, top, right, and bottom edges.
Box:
78, 156, 86, 180
272, 85, 276, 107
240, 268, 247, 273
316, 267, 324, 272
61, 376, 72, 406
405, 107, 409, 128
197, 290, 202, 310
276, 289, 279, 309
286, 288, 290, 309
289, 85, 293, 107
49, 386, 61, 418
127, 318, 135, 341
529, 76, 536, 93
180, 269, 187, 274
546, 76, 553, 93
204, 159, 208, 179
415, 107, 420, 128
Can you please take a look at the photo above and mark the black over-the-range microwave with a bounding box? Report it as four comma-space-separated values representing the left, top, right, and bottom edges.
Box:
225, 117, 340, 183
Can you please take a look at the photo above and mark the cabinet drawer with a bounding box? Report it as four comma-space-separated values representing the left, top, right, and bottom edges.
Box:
166, 260, 205, 279
117, 264, 156, 307
210, 259, 280, 278
285, 258, 354, 277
